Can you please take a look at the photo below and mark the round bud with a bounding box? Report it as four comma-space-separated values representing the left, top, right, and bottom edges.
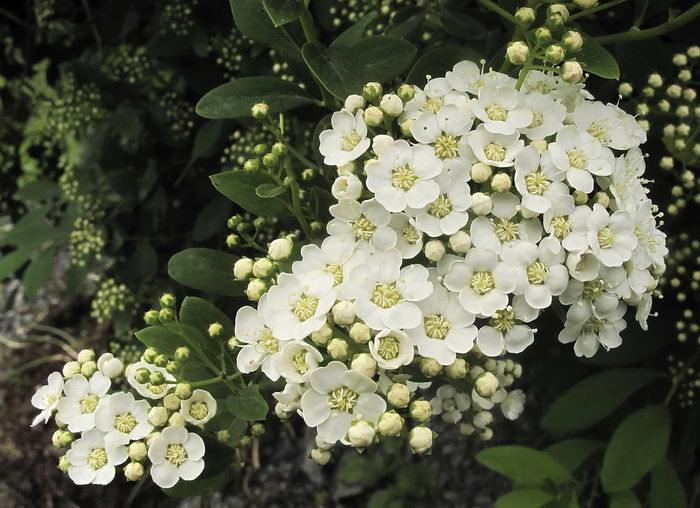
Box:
251, 423, 265, 437
475, 372, 500, 397
409, 426, 433, 454
158, 308, 175, 323
562, 31, 584, 52
128, 441, 148, 461
535, 27, 553, 44
268, 238, 293, 261
149, 371, 166, 386
135, 368, 151, 384
271, 142, 287, 156
143, 348, 158, 364
400, 119, 414, 137
506, 41, 529, 65
515, 7, 536, 26
262, 153, 279, 168
175, 383, 192, 400
98, 354, 124, 378
449, 231, 472, 253
377, 411, 404, 437
159, 293, 176, 308
58, 455, 71, 473
208, 322, 224, 338
252, 258, 274, 278
572, 189, 588, 205
143, 309, 159, 325
410, 399, 433, 423
347, 420, 376, 449
424, 239, 446, 262
349, 322, 372, 344
251, 102, 269, 120
351, 353, 378, 378
544, 45, 566, 64
77, 349, 95, 364
445, 358, 468, 379
397, 83, 416, 103
387, 383, 411, 408
168, 412, 186, 428
148, 406, 169, 427
227, 337, 239, 351
174, 347, 191, 361
470, 192, 493, 215
233, 258, 253, 281
80, 361, 98, 378
163, 393, 181, 411
380, 93, 403, 117
473, 410, 494, 429
363, 106, 384, 127
253, 143, 268, 156
344, 94, 365, 113
166, 360, 181, 375
491, 173, 512, 193
52, 429, 74, 448
574, 0, 598, 8
243, 159, 259, 173
362, 82, 383, 103
327, 338, 349, 359
310, 448, 332, 465
332, 300, 356, 326
124, 461, 144, 481
217, 430, 231, 443
561, 61, 583, 83
154, 354, 169, 368
420, 358, 442, 377
310, 323, 333, 345
470, 162, 492, 183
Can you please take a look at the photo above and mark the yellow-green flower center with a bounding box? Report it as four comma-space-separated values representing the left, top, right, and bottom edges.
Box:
392, 164, 419, 191
293, 350, 308, 375
323, 264, 344, 286
328, 386, 358, 412
485, 142, 506, 162
79, 394, 99, 414
371, 282, 401, 309
525, 170, 550, 195
528, 111, 544, 129
421, 97, 443, 113
341, 132, 362, 152
442, 397, 457, 412
148, 384, 168, 396
491, 307, 515, 331
87, 448, 108, 470
582, 280, 605, 300
293, 294, 319, 321
551, 216, 571, 239
471, 270, 495, 295
403, 224, 420, 244
587, 122, 608, 143
567, 149, 587, 169
598, 226, 615, 249
115, 412, 137, 434
530, 80, 552, 94
165, 443, 188, 467
189, 401, 210, 421
495, 218, 519, 242
377, 335, 401, 360
351, 214, 376, 241
424, 314, 450, 340
486, 104, 508, 122
259, 329, 279, 353
434, 133, 460, 159
428, 194, 453, 218
583, 316, 605, 334
527, 260, 549, 285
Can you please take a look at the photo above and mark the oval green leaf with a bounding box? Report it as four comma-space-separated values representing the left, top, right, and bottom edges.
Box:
179, 296, 234, 340
544, 439, 606, 474
495, 488, 556, 508
168, 248, 244, 297
601, 404, 671, 493
263, 0, 303, 26
210, 170, 287, 216
255, 183, 287, 198
226, 385, 268, 421
476, 445, 574, 487
650, 458, 687, 508
576, 36, 620, 80
23, 247, 56, 299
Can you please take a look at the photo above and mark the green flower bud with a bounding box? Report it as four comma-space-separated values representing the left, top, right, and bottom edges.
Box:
253, 257, 274, 278
262, 153, 279, 168
253, 217, 266, 229
243, 159, 259, 173
208, 322, 224, 338
515, 7, 535, 27
159, 293, 176, 308
174, 347, 191, 361
362, 82, 383, 103
445, 358, 468, 379
80, 361, 98, 378
149, 371, 166, 386
544, 44, 566, 64
217, 430, 231, 443
143, 309, 160, 325
158, 308, 175, 323
547, 4, 570, 21
226, 234, 240, 248
52, 429, 74, 448
58, 455, 71, 473
573, 189, 588, 205
420, 357, 442, 377
251, 423, 265, 437
535, 27, 552, 44
154, 354, 169, 368
363, 106, 384, 127
175, 383, 193, 400
574, 0, 598, 7
409, 399, 432, 423
301, 168, 314, 181
166, 360, 182, 375
143, 348, 159, 364
227, 337, 239, 350
227, 215, 243, 229
397, 83, 416, 103
562, 30, 584, 52
271, 142, 288, 156
251, 102, 269, 120
135, 368, 151, 384
253, 144, 268, 156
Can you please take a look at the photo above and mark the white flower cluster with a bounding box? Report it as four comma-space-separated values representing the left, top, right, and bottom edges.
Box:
30, 349, 214, 488
232, 61, 667, 457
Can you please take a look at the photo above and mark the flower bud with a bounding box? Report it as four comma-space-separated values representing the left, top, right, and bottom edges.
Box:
409, 426, 433, 454
535, 27, 552, 44
332, 300, 356, 325
347, 420, 376, 449
243, 159, 259, 173
491, 172, 512, 193
146, 432, 161, 448
364, 106, 384, 127
344, 94, 365, 113
410, 399, 433, 423
226, 234, 240, 248
328, 338, 349, 359
52, 429, 74, 448
400, 119, 414, 137
506, 42, 529, 65
544, 45, 566, 64
149, 371, 165, 386
135, 368, 151, 384
174, 347, 190, 362
63, 361, 81, 379
349, 322, 372, 344
77, 348, 95, 363
470, 162, 492, 183
310, 323, 333, 345
262, 153, 279, 168
561, 61, 583, 83
530, 139, 548, 153
424, 239, 446, 262
163, 393, 181, 410
378, 411, 404, 436
175, 383, 193, 400
98, 353, 124, 378
573, 189, 588, 205
245, 278, 267, 301
362, 82, 383, 103
397, 83, 416, 103
562, 31, 584, 52
227, 215, 242, 230
124, 461, 144, 481
315, 435, 334, 450
154, 354, 169, 368
372, 134, 394, 156
252, 258, 274, 278
58, 455, 70, 473
159, 293, 176, 309
547, 4, 570, 20
459, 423, 475, 435
546, 13, 565, 30
158, 308, 175, 323
351, 353, 377, 378
515, 7, 535, 26
217, 430, 231, 443
271, 142, 287, 156
592, 191, 610, 208
332, 174, 362, 201
445, 358, 468, 379
310, 448, 332, 465
268, 238, 293, 261
470, 192, 493, 215
475, 372, 500, 397
380, 94, 403, 117
573, 0, 598, 8
473, 410, 494, 429
251, 102, 269, 120
80, 361, 97, 378
128, 441, 148, 461
168, 412, 187, 427
480, 427, 494, 441
148, 406, 169, 427
420, 358, 442, 377
387, 383, 411, 408
208, 322, 224, 339
250, 423, 265, 437
449, 231, 472, 253
143, 309, 159, 325
143, 348, 159, 364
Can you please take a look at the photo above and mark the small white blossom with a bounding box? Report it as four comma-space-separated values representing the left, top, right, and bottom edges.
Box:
148, 426, 206, 488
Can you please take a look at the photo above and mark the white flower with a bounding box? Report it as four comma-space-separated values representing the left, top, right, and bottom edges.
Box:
445, 60, 483, 94
181, 389, 217, 426
586, 203, 638, 267
514, 145, 568, 215
476, 303, 536, 356
331, 174, 363, 201
607, 150, 648, 212
328, 198, 397, 252
261, 271, 337, 341
31, 371, 64, 426
300, 362, 386, 444
126, 361, 175, 400
559, 278, 620, 318
66, 429, 128, 485
630, 199, 667, 270
431, 385, 470, 423
500, 390, 525, 420
368, 329, 415, 370
388, 213, 424, 259
406, 284, 477, 365
148, 426, 206, 488
559, 300, 627, 357
319, 109, 371, 167
273, 382, 304, 414
468, 125, 524, 168
234, 305, 291, 381
349, 249, 432, 330
365, 139, 442, 212
542, 198, 590, 254
471, 85, 533, 135
400, 77, 455, 120
94, 391, 153, 444
410, 104, 474, 161
520, 92, 566, 140
573, 102, 636, 150
56, 372, 111, 433
97, 353, 124, 379
410, 178, 473, 237
274, 342, 323, 383
292, 235, 360, 300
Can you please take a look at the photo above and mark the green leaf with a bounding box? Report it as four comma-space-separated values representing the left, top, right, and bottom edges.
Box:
476, 445, 575, 487
192, 196, 234, 242
263, 0, 303, 27
609, 491, 641, 508
191, 120, 226, 161
386, 6, 427, 38
302, 36, 416, 100
541, 368, 662, 432
132, 241, 158, 283
545, 439, 606, 474
15, 180, 60, 202
650, 458, 687, 508
196, 77, 316, 119
226, 385, 268, 421
494, 488, 556, 508
331, 11, 378, 47
229, 0, 300, 56
179, 296, 234, 340
0, 248, 33, 281
22, 247, 56, 299
210, 170, 287, 216
601, 404, 671, 493
65, 262, 90, 297
135, 324, 191, 357
255, 183, 287, 198
112, 105, 142, 139
168, 248, 244, 297
405, 47, 482, 87
576, 36, 620, 80
440, 9, 487, 40
164, 469, 230, 498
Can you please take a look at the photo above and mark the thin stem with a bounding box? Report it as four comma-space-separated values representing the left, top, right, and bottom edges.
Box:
282, 157, 313, 237
594, 2, 700, 45
174, 328, 239, 394
475, 0, 517, 24
568, 0, 629, 22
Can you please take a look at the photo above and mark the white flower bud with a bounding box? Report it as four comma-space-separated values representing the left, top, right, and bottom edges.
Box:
547, 4, 570, 21
163, 393, 181, 411
97, 353, 124, 378
501, 389, 526, 420
145, 432, 161, 448
410, 399, 433, 423
470, 192, 493, 215
332, 300, 356, 325
561, 61, 583, 83
378, 411, 404, 436
251, 102, 269, 119
148, 406, 169, 427
574, 0, 598, 7
344, 94, 365, 113
459, 423, 475, 435
667, 84, 682, 99
268, 238, 293, 261
473, 410, 494, 429
387, 383, 411, 408
648, 73, 663, 88
684, 89, 697, 101
593, 191, 610, 208
327, 338, 348, 359
480, 427, 494, 441
310, 448, 332, 465
310, 323, 333, 345
233, 257, 253, 280
562, 31, 584, 52
448, 231, 472, 253
424, 239, 446, 262
372, 134, 395, 157
332, 174, 362, 200
351, 353, 378, 378
168, 412, 186, 427
347, 420, 376, 448
274, 402, 291, 420
80, 361, 97, 378
400, 119, 414, 137
470, 162, 492, 183
506, 41, 529, 65
688, 45, 700, 58
124, 461, 145, 481
475, 372, 500, 397
315, 435, 334, 450
515, 7, 535, 26
445, 358, 468, 379
245, 278, 267, 301
545, 45, 566, 64
660, 157, 674, 170
77, 349, 95, 363
362, 82, 383, 102
349, 322, 372, 344
409, 426, 433, 454
673, 53, 688, 66
529, 139, 548, 153
491, 173, 512, 193
573, 189, 588, 205
337, 161, 356, 176
63, 361, 81, 379
252, 257, 274, 278
364, 106, 384, 127
469, 365, 485, 379
380, 94, 403, 117
420, 357, 442, 377
128, 441, 148, 461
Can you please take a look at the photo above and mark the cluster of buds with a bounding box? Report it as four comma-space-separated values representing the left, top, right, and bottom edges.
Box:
90, 278, 134, 324
232, 235, 296, 301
